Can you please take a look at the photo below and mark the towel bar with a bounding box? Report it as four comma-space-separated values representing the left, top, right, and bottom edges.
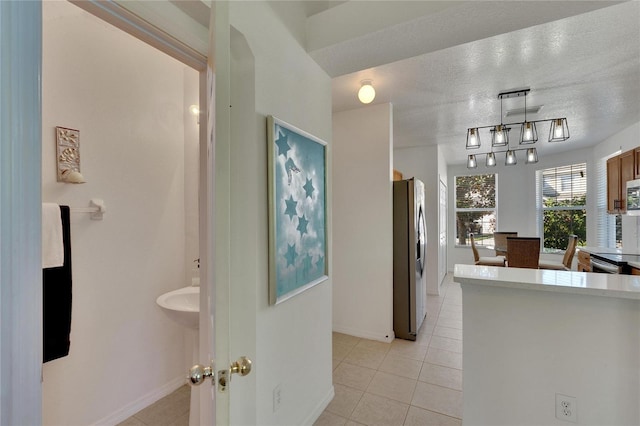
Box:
70, 198, 105, 220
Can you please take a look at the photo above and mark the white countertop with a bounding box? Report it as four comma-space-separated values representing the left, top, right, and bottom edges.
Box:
454, 264, 640, 300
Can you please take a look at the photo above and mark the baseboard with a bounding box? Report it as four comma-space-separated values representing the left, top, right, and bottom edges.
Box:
302, 385, 335, 426
91, 375, 186, 426
332, 325, 395, 343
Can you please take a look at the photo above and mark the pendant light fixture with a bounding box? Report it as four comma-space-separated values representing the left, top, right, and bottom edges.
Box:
464, 88, 569, 169
519, 92, 538, 144
358, 80, 376, 104
549, 118, 570, 142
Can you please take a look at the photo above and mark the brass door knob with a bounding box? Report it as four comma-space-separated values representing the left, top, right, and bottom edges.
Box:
230, 356, 252, 377
188, 364, 214, 386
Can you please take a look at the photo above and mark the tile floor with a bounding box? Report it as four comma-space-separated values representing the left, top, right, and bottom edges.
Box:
117, 385, 190, 426
118, 275, 462, 426
315, 275, 463, 426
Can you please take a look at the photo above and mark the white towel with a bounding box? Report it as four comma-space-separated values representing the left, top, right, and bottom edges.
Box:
42, 203, 64, 268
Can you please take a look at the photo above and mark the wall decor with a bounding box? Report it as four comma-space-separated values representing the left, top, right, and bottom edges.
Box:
267, 116, 328, 305
56, 126, 86, 183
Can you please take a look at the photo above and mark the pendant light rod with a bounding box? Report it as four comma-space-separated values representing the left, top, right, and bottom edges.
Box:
470, 117, 568, 131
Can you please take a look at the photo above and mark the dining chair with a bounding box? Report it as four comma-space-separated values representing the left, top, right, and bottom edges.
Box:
539, 235, 578, 271
506, 237, 541, 269
470, 233, 506, 266
493, 231, 518, 259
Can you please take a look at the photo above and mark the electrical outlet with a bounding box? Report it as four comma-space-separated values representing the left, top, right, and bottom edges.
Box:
555, 394, 577, 423
273, 384, 282, 413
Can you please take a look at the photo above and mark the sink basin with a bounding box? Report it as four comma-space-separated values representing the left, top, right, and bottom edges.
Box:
156, 286, 199, 329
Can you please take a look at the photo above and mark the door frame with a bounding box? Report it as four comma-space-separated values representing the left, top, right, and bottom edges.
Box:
0, 1, 218, 424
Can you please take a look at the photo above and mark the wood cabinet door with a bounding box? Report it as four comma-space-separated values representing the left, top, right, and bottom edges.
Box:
620, 150, 635, 212
607, 156, 620, 213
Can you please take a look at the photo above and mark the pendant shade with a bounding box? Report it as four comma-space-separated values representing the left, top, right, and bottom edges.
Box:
549, 118, 570, 142
525, 147, 538, 164
505, 150, 517, 166
486, 152, 496, 167
467, 154, 477, 169
466, 128, 480, 149
519, 121, 538, 144
490, 124, 509, 147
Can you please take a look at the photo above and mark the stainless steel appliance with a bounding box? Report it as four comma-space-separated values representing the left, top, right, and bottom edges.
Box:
627, 179, 640, 216
590, 252, 640, 274
393, 178, 427, 341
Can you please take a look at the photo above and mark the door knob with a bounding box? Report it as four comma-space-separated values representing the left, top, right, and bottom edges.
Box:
230, 356, 252, 377
188, 356, 252, 390
188, 363, 214, 386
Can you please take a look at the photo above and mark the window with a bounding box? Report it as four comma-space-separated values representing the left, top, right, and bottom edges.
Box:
455, 174, 496, 246
596, 154, 622, 248
538, 163, 586, 250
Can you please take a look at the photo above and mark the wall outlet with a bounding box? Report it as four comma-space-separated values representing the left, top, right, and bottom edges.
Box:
273, 384, 282, 413
555, 394, 577, 423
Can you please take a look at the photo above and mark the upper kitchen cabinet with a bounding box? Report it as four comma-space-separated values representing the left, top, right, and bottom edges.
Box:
607, 149, 637, 214
635, 147, 640, 179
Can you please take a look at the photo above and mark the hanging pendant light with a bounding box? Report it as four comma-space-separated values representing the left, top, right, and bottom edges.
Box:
519, 92, 538, 144
467, 154, 478, 169
549, 118, 569, 142
491, 124, 510, 147
505, 150, 517, 165
466, 128, 480, 149
486, 152, 496, 167
525, 147, 538, 164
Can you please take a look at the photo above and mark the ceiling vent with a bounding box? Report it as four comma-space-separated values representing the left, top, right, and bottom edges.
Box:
505, 105, 543, 117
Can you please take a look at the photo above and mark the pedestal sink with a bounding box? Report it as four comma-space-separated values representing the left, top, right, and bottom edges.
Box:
156, 286, 200, 426
156, 286, 199, 329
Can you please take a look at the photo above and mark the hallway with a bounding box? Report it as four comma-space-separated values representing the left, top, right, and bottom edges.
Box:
316, 275, 462, 425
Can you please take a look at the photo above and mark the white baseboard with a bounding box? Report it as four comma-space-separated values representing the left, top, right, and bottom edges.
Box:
91, 376, 187, 426
302, 385, 335, 426
332, 325, 395, 343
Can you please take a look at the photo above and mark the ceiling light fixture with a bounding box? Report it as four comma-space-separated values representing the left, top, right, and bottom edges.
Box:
465, 88, 569, 169
358, 80, 376, 104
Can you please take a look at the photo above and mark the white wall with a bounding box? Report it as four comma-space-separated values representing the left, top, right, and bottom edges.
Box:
42, 2, 198, 424
593, 121, 640, 252
332, 103, 395, 342
394, 145, 448, 295
462, 283, 640, 424
447, 147, 593, 270
228, 2, 334, 424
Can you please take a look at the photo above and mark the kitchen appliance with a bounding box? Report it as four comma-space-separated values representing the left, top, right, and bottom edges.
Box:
393, 178, 427, 341
590, 252, 640, 274
626, 179, 640, 216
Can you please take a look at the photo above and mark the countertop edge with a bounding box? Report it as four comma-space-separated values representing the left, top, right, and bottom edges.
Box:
453, 264, 640, 301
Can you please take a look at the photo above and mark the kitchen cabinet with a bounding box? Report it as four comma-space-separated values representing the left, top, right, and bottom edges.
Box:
635, 148, 640, 179
607, 149, 636, 214
577, 250, 591, 272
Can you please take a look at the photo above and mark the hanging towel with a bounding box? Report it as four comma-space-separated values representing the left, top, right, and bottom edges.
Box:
42, 203, 64, 268
43, 205, 73, 363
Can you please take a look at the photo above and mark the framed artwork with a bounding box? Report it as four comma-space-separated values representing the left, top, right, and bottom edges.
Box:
267, 116, 328, 305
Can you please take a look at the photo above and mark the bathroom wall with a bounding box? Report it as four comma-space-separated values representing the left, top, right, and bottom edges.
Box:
42, 2, 198, 424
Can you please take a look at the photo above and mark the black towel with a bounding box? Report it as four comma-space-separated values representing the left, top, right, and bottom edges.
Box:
43, 205, 72, 363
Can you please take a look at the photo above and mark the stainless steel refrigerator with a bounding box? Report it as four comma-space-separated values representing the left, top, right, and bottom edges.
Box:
393, 178, 427, 341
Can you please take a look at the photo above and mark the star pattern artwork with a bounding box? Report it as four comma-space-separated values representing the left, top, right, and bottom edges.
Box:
268, 116, 327, 304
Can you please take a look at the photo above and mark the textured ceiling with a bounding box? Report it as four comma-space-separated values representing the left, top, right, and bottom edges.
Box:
315, 1, 640, 165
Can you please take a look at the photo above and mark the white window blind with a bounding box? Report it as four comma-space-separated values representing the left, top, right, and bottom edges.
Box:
596, 152, 621, 248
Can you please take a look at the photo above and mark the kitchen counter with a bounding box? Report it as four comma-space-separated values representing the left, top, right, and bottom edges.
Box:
578, 246, 640, 269
454, 263, 640, 300
453, 263, 640, 424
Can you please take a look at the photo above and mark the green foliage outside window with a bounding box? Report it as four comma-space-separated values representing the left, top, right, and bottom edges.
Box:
543, 196, 587, 250
455, 174, 496, 246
